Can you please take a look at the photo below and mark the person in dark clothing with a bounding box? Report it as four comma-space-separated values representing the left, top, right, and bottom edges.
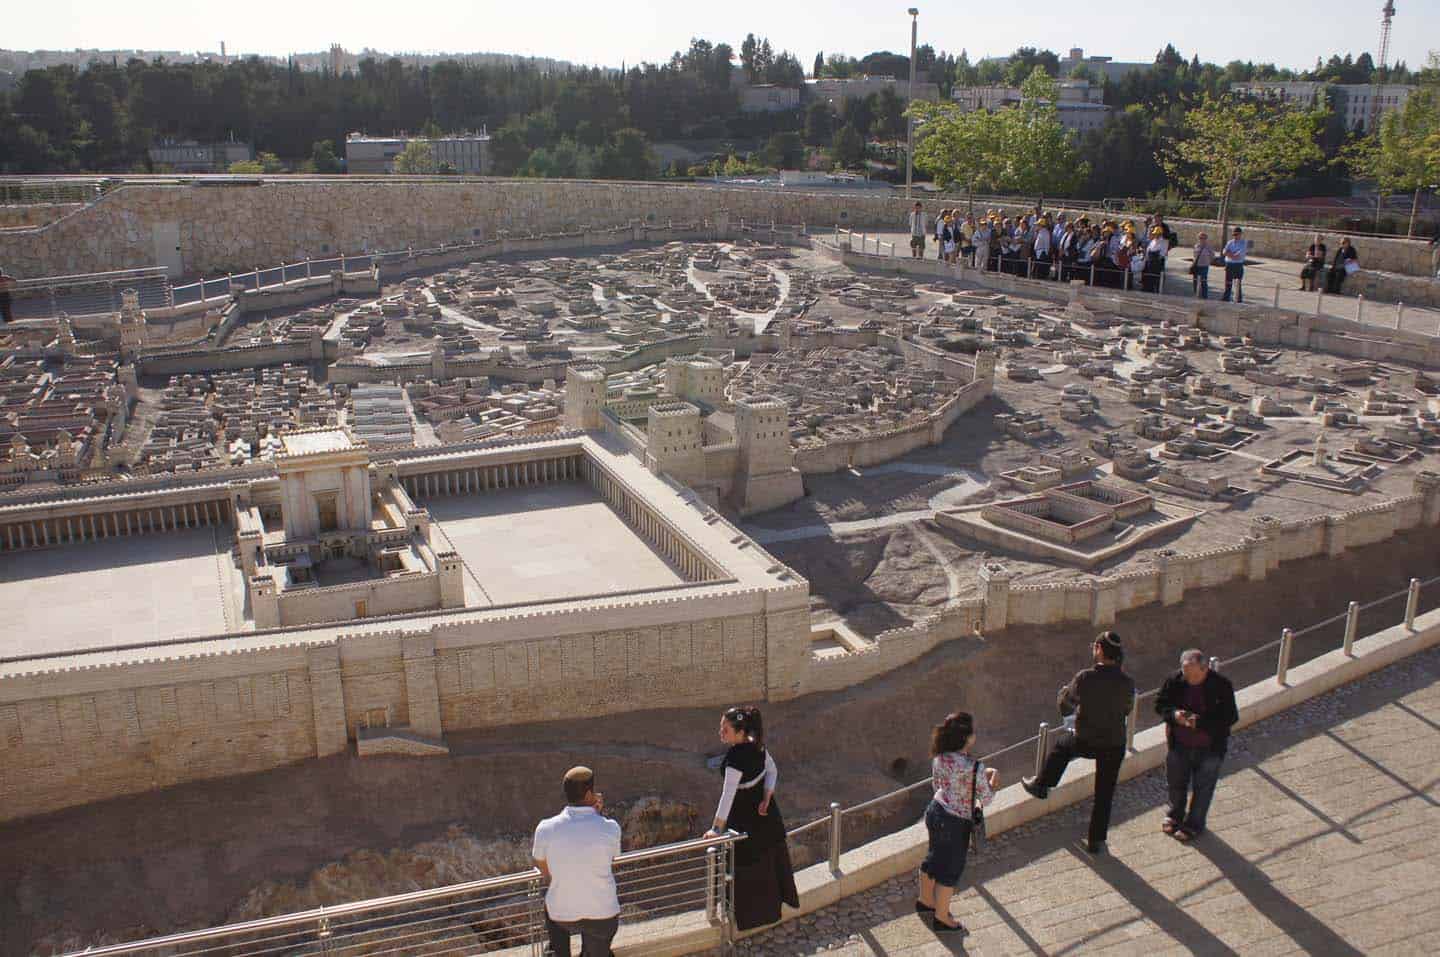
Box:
1022, 631, 1136, 855
705, 706, 798, 931
1301, 235, 1327, 292
1154, 650, 1239, 842
1326, 237, 1359, 294
0, 267, 15, 324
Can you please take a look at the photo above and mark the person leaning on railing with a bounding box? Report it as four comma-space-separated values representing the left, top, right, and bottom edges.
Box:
705, 706, 798, 931
532, 766, 622, 957
1155, 650, 1239, 843
917, 710, 996, 934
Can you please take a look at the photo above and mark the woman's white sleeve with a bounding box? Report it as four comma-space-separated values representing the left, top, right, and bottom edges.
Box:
763, 751, 778, 792
715, 767, 742, 823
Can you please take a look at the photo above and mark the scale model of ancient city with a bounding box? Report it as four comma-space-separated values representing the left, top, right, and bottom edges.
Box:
1, 181, 1439, 951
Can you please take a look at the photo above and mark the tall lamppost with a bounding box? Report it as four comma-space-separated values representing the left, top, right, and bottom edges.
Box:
906, 7, 918, 199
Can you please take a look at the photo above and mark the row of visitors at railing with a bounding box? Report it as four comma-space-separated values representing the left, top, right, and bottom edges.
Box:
906, 203, 1370, 304
531, 634, 1239, 950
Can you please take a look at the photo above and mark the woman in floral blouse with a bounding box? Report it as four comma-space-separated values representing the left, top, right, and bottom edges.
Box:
917, 711, 998, 933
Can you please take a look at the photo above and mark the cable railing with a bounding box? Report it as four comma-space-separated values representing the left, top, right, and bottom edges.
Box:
784, 573, 1440, 870
5, 267, 172, 322
60, 831, 742, 957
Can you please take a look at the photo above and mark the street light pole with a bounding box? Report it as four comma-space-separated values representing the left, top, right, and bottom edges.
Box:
906, 7, 918, 199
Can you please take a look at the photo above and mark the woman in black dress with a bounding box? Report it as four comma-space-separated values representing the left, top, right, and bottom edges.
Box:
705, 706, 798, 930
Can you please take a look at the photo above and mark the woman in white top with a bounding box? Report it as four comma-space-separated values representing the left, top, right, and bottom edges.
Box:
1143, 226, 1170, 293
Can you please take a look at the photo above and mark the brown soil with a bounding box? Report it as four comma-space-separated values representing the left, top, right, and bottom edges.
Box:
3, 528, 1437, 955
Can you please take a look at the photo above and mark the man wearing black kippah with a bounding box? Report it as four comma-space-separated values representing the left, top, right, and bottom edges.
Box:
1022, 631, 1136, 855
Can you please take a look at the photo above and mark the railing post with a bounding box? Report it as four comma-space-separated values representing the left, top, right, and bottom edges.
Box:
48, 285, 58, 319
528, 873, 545, 957
280, 261, 286, 285
307, 258, 313, 280
1343, 601, 1360, 656
1316, 286, 1323, 316
827, 802, 843, 873
253, 266, 260, 290
1090, 262, 1096, 286
315, 907, 332, 955
1209, 656, 1221, 673
1159, 269, 1165, 295
1276, 628, 1294, 685
1126, 695, 1139, 752
705, 845, 720, 923
1357, 294, 1365, 325
1395, 302, 1403, 330
1033, 721, 1050, 782
1405, 578, 1420, 630
1272, 284, 1280, 308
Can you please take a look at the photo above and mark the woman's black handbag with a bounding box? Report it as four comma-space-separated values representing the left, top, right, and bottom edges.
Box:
969, 761, 987, 853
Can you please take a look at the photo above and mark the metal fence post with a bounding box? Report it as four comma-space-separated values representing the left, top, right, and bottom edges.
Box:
1209, 656, 1221, 673
253, 266, 260, 290
1272, 285, 1280, 308
1395, 302, 1404, 330
705, 845, 720, 923
315, 907, 332, 955
1357, 294, 1365, 325
1159, 269, 1165, 295
1343, 600, 1360, 655
1316, 287, 1323, 316
1276, 628, 1294, 685
1405, 578, 1420, 630
307, 258, 313, 280
1033, 721, 1050, 782
1090, 263, 1096, 286
280, 261, 286, 285
528, 873, 544, 957
828, 802, 843, 873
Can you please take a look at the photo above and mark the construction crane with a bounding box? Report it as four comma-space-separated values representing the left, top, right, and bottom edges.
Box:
1369, 1, 1396, 132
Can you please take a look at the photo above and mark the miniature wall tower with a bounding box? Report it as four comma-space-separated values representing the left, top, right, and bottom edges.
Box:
565, 364, 607, 430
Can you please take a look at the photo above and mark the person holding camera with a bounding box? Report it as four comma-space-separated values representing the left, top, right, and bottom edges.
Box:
532, 766, 622, 957
917, 711, 997, 934
1155, 651, 1239, 843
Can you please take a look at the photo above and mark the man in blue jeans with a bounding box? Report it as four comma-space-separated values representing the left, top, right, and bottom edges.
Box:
1220, 227, 1247, 302
1155, 650, 1239, 842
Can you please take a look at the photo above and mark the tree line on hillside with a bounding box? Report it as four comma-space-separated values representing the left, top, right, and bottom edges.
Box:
1, 38, 1436, 208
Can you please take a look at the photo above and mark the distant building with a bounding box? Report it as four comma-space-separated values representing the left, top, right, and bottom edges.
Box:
950, 81, 1111, 133
739, 84, 802, 113
1057, 48, 1154, 84
345, 132, 492, 174
147, 139, 253, 173
1229, 81, 1416, 131
805, 75, 941, 109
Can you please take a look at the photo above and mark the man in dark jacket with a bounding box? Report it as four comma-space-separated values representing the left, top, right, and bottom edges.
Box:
1023, 631, 1135, 855
1154, 650, 1239, 841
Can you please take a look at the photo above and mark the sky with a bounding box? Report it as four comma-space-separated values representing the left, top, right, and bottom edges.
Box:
7, 1, 1438, 74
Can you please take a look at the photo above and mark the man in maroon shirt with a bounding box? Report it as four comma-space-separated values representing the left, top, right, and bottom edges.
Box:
1155, 650, 1239, 842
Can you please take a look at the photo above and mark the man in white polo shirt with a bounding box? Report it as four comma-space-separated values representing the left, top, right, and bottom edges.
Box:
534, 766, 623, 957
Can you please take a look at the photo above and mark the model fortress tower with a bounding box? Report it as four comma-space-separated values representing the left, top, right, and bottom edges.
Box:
735, 395, 803, 514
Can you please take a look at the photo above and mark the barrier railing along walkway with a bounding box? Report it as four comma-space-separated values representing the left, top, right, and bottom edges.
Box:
62, 832, 742, 957
786, 574, 1440, 870
59, 574, 1440, 957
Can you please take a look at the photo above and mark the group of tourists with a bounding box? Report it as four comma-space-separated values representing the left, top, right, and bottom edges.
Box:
906, 202, 1374, 305
533, 635, 1240, 951
909, 201, 1186, 294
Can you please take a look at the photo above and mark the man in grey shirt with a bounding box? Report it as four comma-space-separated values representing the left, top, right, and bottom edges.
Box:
908, 202, 926, 259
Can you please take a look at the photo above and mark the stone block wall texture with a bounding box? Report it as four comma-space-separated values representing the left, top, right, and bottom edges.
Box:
9, 180, 1429, 283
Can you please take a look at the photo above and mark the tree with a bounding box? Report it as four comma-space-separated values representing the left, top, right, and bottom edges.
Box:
909, 102, 1004, 214
832, 123, 865, 169
1160, 93, 1325, 235
741, 34, 759, 81
813, 52, 824, 79
1343, 88, 1440, 235
310, 139, 342, 173
804, 101, 835, 146
762, 131, 804, 169
874, 86, 905, 140
228, 159, 264, 173
392, 140, 436, 174
257, 151, 284, 172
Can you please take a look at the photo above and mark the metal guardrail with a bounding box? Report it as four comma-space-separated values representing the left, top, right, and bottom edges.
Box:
6, 267, 172, 322
63, 831, 742, 957
786, 573, 1440, 871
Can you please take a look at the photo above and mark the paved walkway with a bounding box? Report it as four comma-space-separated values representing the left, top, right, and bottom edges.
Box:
738, 644, 1440, 956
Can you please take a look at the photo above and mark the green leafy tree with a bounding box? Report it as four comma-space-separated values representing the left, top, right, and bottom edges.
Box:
310, 139, 342, 173
1160, 93, 1324, 234
804, 101, 835, 146
228, 159, 264, 173
831, 123, 865, 169
909, 102, 1004, 215
813, 52, 824, 79
1342, 87, 1440, 235
762, 131, 804, 168
392, 140, 436, 174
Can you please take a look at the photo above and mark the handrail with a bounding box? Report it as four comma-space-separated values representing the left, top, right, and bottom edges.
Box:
63, 831, 744, 957
787, 572, 1440, 856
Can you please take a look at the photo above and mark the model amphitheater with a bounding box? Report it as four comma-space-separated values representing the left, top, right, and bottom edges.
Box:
1, 180, 1438, 952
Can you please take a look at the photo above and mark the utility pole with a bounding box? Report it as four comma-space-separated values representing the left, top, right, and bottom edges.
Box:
906, 7, 919, 199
